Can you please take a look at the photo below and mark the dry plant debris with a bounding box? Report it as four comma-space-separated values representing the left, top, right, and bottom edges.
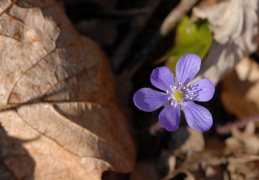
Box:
161, 124, 259, 180
0, 0, 135, 179
224, 122, 259, 155
1, 0, 259, 179
221, 57, 259, 119
192, 0, 259, 85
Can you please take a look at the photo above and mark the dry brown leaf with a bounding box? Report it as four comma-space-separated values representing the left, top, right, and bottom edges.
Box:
191, 0, 258, 85
0, 1, 135, 179
129, 160, 159, 180
221, 57, 259, 119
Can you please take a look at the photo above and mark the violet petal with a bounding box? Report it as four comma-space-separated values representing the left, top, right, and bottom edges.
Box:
159, 104, 181, 131
183, 101, 213, 131
133, 88, 170, 112
176, 54, 201, 86
188, 79, 215, 102
150, 67, 175, 92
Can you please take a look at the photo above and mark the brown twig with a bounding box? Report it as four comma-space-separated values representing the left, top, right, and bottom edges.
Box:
160, 0, 199, 36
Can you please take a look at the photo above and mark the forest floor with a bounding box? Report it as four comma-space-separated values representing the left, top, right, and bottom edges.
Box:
64, 0, 259, 179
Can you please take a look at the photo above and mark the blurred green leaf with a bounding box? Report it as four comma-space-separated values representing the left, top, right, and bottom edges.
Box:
163, 16, 212, 74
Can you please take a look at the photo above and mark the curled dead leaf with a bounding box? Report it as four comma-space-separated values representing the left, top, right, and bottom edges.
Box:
191, 0, 259, 85
224, 122, 259, 155
0, 1, 135, 179
227, 155, 259, 179
173, 127, 205, 157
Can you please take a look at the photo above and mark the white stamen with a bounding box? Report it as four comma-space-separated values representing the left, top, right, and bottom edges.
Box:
165, 81, 192, 108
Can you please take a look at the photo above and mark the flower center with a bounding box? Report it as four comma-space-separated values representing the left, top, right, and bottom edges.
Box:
166, 82, 191, 107
173, 90, 182, 100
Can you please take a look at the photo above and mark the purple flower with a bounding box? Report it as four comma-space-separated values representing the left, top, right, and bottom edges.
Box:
133, 54, 215, 131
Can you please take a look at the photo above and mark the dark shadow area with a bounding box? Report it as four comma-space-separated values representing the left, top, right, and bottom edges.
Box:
0, 124, 36, 180
102, 171, 129, 180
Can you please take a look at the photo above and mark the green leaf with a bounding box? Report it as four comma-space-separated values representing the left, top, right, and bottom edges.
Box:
163, 16, 213, 74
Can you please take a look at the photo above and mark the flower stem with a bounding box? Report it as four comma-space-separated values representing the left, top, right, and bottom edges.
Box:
149, 122, 162, 135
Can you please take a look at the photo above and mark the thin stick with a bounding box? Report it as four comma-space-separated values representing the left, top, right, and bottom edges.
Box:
216, 114, 259, 134
160, 0, 199, 36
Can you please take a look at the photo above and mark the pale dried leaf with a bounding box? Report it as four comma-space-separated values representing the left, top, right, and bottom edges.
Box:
224, 138, 242, 155
224, 122, 259, 155
0, 1, 135, 179
173, 127, 205, 157
191, 0, 258, 85
168, 155, 177, 173
161, 155, 177, 180
163, 145, 224, 180
0, 0, 12, 14
227, 155, 259, 179
195, 0, 224, 8
205, 166, 217, 179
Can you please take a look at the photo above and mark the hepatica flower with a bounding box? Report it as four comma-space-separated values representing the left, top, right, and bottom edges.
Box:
133, 54, 215, 131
